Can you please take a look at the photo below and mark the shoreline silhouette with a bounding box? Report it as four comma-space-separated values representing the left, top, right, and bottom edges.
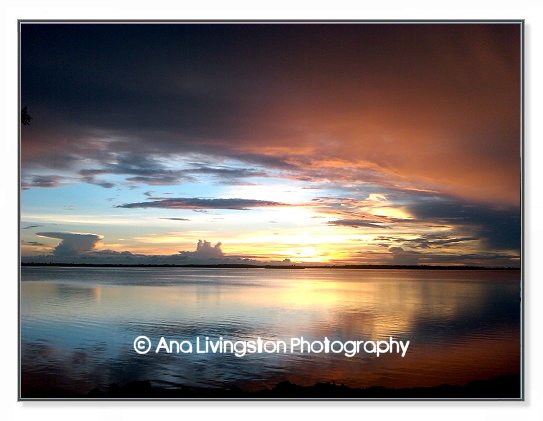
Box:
21, 262, 520, 270
21, 375, 521, 399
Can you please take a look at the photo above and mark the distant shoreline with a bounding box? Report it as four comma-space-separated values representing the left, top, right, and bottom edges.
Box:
21, 262, 520, 270
21, 374, 521, 399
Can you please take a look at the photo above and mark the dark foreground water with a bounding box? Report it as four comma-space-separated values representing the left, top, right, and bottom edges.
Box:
20, 267, 521, 397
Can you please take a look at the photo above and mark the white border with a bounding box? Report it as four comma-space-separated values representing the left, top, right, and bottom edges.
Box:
2, 1, 541, 420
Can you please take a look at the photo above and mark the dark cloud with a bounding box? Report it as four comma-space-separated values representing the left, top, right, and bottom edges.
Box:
328, 219, 388, 229
124, 175, 182, 185
116, 197, 288, 210
78, 161, 270, 189
377, 234, 477, 249
80, 176, 115, 189
79, 153, 192, 186
222, 153, 297, 171
160, 217, 190, 221
22, 224, 42, 230
408, 197, 520, 251
182, 166, 269, 186
386, 246, 518, 267
36, 232, 102, 256
21, 175, 65, 189
22, 240, 45, 246
21, 23, 520, 204
187, 166, 268, 179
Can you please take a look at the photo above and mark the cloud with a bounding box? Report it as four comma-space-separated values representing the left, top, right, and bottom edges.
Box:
377, 234, 477, 249
125, 175, 181, 185
21, 175, 65, 189
328, 219, 388, 229
79, 153, 192, 186
77, 161, 269, 189
23, 239, 261, 266
22, 224, 42, 230
407, 197, 520, 251
22, 233, 519, 267
36, 232, 102, 256
81, 176, 115, 188
20, 24, 521, 266
408, 236, 476, 249
388, 246, 421, 265
179, 240, 224, 259
385, 246, 517, 267
22, 240, 46, 246
21, 24, 520, 204
187, 166, 268, 180
160, 217, 190, 221
116, 197, 289, 210
310, 195, 412, 228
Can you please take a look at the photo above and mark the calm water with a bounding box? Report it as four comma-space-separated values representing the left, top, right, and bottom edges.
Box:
20, 267, 521, 395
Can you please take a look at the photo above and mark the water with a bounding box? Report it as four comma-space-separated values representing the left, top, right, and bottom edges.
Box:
20, 267, 521, 395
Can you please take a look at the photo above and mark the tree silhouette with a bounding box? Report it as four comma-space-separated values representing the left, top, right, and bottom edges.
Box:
21, 106, 32, 126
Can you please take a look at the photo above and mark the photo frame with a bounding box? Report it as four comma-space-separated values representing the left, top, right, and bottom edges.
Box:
19, 20, 523, 400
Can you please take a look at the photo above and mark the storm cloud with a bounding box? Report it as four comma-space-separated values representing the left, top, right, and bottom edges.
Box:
21, 24, 520, 204
407, 197, 521, 251
36, 232, 102, 257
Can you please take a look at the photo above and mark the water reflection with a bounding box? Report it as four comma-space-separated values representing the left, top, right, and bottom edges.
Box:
21, 267, 520, 395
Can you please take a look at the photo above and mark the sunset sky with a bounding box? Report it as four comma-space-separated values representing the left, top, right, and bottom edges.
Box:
20, 23, 521, 266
